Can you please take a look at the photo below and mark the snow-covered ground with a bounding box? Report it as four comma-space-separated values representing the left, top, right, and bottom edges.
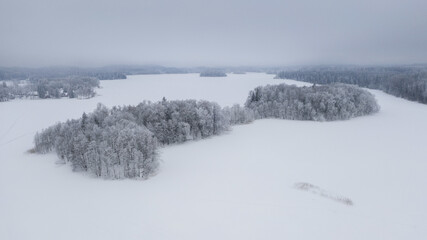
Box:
1, 73, 426, 240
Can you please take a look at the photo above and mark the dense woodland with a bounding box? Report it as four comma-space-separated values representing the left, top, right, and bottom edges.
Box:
34, 100, 253, 179
245, 83, 379, 121
275, 66, 427, 104
0, 77, 100, 101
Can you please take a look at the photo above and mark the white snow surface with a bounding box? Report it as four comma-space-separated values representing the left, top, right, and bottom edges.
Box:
1, 73, 426, 240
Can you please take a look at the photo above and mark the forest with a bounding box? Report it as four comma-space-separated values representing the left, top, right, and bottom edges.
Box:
0, 77, 100, 102
33, 100, 253, 179
33, 83, 378, 179
245, 83, 379, 121
275, 65, 427, 104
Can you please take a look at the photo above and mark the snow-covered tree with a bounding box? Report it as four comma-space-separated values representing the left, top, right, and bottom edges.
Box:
245, 83, 379, 121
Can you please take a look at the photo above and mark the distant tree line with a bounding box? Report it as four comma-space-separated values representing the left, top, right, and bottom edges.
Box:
200, 70, 227, 77
275, 66, 427, 104
88, 72, 126, 80
33, 100, 254, 179
0, 77, 99, 102
245, 83, 379, 121
0, 66, 126, 81
0, 65, 228, 81
0, 65, 285, 82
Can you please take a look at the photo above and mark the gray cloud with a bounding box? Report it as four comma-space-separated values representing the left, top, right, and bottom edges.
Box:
1, 0, 426, 67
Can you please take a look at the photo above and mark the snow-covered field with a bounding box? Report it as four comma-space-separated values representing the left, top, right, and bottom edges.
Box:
1, 73, 426, 240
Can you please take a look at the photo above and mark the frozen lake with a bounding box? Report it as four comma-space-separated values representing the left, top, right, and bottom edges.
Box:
1, 73, 426, 240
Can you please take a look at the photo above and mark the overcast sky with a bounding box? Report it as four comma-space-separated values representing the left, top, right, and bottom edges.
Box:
0, 0, 426, 67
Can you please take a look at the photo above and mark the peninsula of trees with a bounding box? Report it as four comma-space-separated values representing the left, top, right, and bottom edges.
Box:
0, 77, 100, 101
245, 83, 379, 121
275, 66, 427, 104
33, 100, 253, 179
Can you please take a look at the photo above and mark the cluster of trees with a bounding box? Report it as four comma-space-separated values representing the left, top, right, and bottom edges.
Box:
385, 73, 427, 103
33, 77, 100, 99
34, 99, 254, 179
245, 83, 379, 121
123, 99, 231, 144
0, 77, 99, 101
0, 82, 8, 101
200, 70, 227, 77
222, 104, 255, 125
275, 66, 427, 104
34, 106, 158, 179
1, 81, 35, 101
